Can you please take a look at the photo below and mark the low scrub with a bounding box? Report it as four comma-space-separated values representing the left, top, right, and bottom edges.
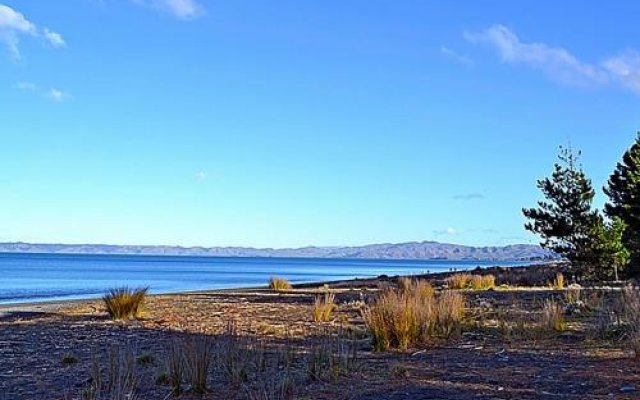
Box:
445, 274, 495, 290
362, 284, 465, 351
269, 277, 292, 291
103, 287, 148, 320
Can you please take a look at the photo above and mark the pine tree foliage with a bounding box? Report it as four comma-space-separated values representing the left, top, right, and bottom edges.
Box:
523, 146, 601, 268
592, 217, 629, 280
604, 133, 640, 276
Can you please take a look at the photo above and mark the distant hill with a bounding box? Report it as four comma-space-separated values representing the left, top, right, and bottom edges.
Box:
0, 241, 556, 261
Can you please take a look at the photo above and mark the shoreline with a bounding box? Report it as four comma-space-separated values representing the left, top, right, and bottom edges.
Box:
0, 261, 563, 313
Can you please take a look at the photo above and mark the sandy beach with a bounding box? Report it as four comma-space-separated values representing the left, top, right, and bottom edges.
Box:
1, 264, 639, 399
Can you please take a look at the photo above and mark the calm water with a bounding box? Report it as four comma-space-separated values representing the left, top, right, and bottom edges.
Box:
0, 253, 530, 305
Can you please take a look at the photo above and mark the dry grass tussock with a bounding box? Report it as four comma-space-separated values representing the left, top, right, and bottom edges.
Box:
553, 272, 565, 289
539, 299, 566, 333
82, 345, 138, 400
313, 292, 336, 322
103, 287, 148, 320
617, 286, 640, 357
445, 274, 495, 290
269, 277, 292, 291
362, 281, 464, 351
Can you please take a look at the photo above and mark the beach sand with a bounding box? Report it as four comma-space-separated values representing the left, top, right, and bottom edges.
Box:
1, 266, 639, 399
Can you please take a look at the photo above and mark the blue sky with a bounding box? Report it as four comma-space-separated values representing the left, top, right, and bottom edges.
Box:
1, 1, 639, 248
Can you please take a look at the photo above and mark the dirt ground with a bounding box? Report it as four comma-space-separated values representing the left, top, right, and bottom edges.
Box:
0, 284, 639, 400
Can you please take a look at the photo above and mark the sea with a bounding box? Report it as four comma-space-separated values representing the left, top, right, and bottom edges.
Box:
0, 253, 532, 305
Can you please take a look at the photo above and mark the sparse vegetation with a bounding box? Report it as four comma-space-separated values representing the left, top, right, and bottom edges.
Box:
37, 260, 640, 399
102, 287, 148, 320
269, 277, 292, 291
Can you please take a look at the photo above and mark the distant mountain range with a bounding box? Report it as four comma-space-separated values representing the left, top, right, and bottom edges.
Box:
0, 241, 556, 261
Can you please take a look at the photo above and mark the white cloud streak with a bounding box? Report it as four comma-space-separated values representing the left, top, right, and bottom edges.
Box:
46, 88, 71, 102
43, 27, 65, 47
433, 227, 458, 236
466, 24, 640, 94
195, 171, 207, 181
0, 4, 65, 60
440, 45, 473, 66
15, 81, 37, 91
14, 81, 72, 102
133, 0, 205, 20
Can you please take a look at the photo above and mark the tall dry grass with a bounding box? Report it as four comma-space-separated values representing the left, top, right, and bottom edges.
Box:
103, 287, 148, 320
445, 273, 472, 289
618, 286, 640, 357
83, 345, 138, 400
539, 299, 566, 333
445, 274, 495, 290
362, 283, 465, 351
313, 292, 336, 322
165, 340, 184, 395
269, 277, 292, 291
553, 273, 565, 289
183, 336, 214, 394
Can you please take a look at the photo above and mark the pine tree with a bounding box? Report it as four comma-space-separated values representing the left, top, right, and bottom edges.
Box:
604, 133, 640, 276
523, 146, 601, 275
592, 218, 629, 281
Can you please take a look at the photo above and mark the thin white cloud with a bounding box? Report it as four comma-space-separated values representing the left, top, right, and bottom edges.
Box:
434, 227, 458, 236
465, 25, 607, 88
0, 4, 65, 60
43, 27, 65, 48
133, 0, 205, 20
46, 88, 71, 102
15, 82, 71, 102
602, 51, 640, 93
195, 171, 207, 181
453, 193, 485, 201
466, 25, 640, 95
15, 81, 37, 91
440, 45, 473, 66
